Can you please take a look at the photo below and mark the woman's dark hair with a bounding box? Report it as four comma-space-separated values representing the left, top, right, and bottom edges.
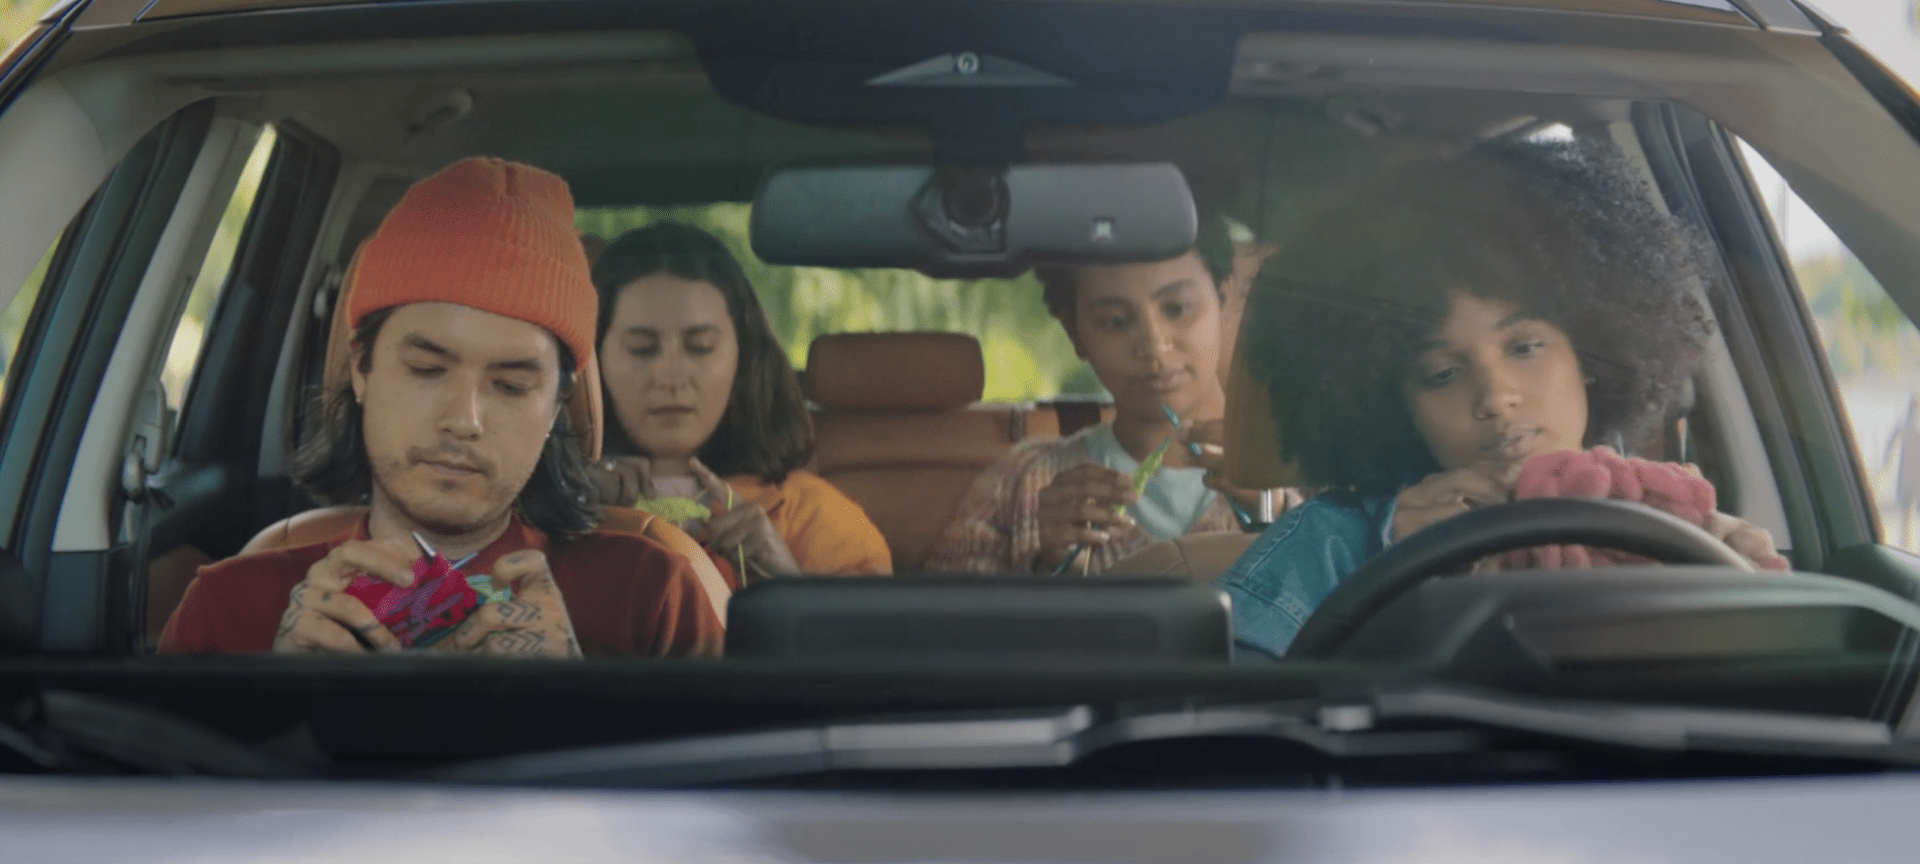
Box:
1245, 140, 1717, 495
1035, 209, 1238, 326
289, 307, 601, 538
590, 221, 813, 483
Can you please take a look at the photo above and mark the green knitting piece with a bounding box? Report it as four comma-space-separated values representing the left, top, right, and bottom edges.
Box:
465, 574, 513, 605
633, 496, 711, 524
1118, 432, 1178, 514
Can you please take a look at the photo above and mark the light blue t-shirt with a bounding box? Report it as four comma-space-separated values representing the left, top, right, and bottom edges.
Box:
1082, 423, 1218, 543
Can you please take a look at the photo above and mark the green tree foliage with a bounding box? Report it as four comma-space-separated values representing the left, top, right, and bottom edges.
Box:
578, 204, 1101, 402
2, 0, 57, 51
1797, 250, 1920, 386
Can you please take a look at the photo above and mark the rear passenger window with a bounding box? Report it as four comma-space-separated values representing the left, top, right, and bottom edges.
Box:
577, 204, 1100, 401
1738, 140, 1920, 552
159, 125, 277, 426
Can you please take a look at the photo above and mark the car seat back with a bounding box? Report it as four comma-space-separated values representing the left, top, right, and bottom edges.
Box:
806, 332, 1109, 572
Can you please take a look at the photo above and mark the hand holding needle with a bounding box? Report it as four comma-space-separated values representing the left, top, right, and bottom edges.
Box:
1161, 401, 1257, 529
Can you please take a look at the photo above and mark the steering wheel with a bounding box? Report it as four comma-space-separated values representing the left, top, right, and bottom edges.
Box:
1283, 497, 1755, 660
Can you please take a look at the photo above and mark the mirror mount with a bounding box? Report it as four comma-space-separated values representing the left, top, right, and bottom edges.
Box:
913, 163, 1011, 255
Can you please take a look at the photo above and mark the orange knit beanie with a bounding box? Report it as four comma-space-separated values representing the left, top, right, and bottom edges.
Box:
349, 157, 596, 371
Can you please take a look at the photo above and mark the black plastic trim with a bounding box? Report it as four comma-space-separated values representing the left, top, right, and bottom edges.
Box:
168, 121, 337, 559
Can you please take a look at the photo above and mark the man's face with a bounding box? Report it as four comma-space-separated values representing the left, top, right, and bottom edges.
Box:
350, 302, 565, 537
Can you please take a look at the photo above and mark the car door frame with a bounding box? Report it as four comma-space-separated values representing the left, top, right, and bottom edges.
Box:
1640, 103, 1920, 610
131, 120, 340, 651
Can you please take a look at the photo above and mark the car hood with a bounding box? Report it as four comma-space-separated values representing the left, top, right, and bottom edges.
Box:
7, 772, 1920, 863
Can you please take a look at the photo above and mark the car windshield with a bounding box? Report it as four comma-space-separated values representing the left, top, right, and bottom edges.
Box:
3, 0, 1920, 784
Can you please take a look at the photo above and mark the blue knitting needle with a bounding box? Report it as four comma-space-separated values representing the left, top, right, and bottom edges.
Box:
1161, 401, 1257, 529
1046, 543, 1086, 579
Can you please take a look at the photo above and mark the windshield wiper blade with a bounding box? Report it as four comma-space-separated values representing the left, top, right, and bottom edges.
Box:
419, 685, 1920, 787
2, 690, 303, 778
422, 706, 1105, 786
1369, 687, 1898, 758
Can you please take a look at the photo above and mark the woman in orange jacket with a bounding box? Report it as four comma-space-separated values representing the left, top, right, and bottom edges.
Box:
586, 222, 891, 580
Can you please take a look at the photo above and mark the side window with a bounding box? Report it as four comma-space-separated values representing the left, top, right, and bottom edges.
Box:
157, 125, 277, 432
1738, 140, 1920, 551
0, 239, 58, 405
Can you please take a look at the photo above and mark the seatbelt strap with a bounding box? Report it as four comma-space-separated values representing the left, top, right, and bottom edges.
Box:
636, 512, 731, 627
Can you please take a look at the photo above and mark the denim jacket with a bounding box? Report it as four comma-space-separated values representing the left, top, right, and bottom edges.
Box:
1216, 490, 1398, 661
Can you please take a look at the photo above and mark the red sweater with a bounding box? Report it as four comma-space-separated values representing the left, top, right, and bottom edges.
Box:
159, 516, 723, 657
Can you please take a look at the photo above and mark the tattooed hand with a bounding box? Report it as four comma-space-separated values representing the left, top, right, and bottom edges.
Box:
434, 550, 582, 659
272, 538, 416, 654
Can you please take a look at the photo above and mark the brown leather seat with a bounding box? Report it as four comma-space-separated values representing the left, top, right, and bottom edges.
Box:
807, 332, 1108, 572
1104, 532, 1258, 580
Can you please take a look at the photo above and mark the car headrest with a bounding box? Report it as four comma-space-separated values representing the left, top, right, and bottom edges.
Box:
804, 332, 985, 411
323, 243, 605, 461
1223, 311, 1304, 490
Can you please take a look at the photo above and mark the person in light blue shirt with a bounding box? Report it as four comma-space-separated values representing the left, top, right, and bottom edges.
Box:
1219, 141, 1786, 661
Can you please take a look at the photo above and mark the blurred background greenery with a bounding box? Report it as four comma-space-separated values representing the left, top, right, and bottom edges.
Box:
578, 205, 1100, 402
1, 0, 50, 49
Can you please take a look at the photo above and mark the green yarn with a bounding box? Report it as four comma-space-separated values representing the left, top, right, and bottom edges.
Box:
633, 496, 711, 524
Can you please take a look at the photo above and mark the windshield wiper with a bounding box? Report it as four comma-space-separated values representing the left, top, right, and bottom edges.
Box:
1, 690, 305, 778
419, 684, 1918, 786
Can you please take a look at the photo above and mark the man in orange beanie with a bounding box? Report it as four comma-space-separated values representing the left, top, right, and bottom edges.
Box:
159, 157, 722, 658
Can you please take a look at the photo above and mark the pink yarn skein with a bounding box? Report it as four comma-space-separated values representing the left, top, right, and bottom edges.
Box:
1497, 447, 1787, 571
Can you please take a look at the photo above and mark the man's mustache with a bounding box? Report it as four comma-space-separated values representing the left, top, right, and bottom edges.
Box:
409, 443, 495, 475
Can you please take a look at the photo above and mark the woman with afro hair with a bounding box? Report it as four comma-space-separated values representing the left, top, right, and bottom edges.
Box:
1219, 140, 1786, 661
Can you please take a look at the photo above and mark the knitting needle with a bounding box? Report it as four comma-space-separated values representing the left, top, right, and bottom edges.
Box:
1047, 543, 1086, 579
412, 530, 436, 563
1159, 401, 1257, 529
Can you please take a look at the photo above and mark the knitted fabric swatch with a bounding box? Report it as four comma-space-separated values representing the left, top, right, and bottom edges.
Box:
1498, 447, 1788, 571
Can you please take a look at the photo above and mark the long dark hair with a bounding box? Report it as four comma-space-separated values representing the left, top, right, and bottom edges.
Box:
591, 221, 813, 483
289, 307, 601, 538
1244, 140, 1717, 495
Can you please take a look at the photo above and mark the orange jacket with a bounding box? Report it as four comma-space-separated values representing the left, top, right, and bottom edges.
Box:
726, 469, 892, 575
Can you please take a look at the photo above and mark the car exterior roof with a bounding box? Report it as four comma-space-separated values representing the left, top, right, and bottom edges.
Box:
78, 0, 1778, 31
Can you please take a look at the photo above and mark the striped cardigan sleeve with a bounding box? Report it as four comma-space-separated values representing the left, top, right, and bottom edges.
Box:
922, 437, 1085, 574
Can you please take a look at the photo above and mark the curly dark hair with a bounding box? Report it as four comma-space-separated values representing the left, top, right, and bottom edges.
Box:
591, 221, 814, 483
1035, 207, 1238, 326
290, 307, 602, 538
1243, 140, 1717, 495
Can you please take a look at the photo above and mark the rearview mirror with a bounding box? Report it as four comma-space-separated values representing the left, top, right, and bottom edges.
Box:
750, 162, 1197, 274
